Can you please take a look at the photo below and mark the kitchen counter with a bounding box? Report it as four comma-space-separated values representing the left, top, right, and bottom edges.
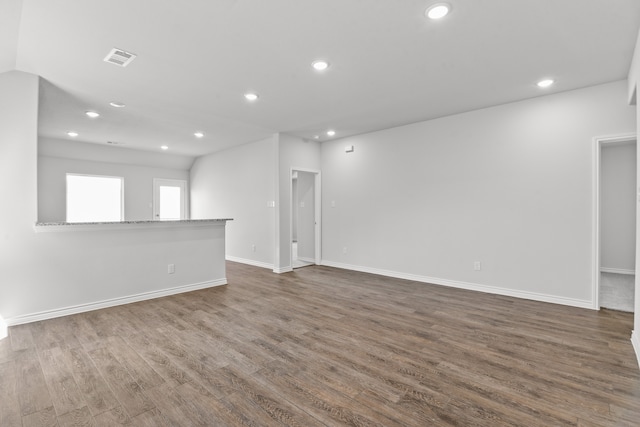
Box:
34, 218, 232, 232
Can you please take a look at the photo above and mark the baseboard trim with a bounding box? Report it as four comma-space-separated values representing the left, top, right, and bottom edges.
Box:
601, 267, 635, 275
632, 331, 640, 370
321, 260, 594, 310
225, 256, 273, 270
6, 279, 227, 326
223, 256, 293, 274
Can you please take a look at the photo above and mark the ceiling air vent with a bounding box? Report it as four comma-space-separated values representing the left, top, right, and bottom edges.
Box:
103, 48, 137, 67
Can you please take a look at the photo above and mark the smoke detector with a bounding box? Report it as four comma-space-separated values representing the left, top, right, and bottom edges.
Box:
103, 48, 137, 67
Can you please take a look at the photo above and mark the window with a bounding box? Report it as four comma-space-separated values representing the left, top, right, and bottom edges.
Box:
66, 174, 124, 222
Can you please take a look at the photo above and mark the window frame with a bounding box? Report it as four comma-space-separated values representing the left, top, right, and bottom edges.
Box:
153, 178, 188, 221
65, 173, 125, 223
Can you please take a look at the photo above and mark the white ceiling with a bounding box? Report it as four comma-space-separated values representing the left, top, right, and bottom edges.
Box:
3, 0, 640, 157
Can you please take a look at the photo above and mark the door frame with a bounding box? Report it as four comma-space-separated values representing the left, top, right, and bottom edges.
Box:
153, 178, 188, 220
592, 133, 637, 309
290, 168, 321, 267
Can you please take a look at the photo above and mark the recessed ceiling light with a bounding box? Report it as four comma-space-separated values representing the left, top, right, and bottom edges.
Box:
313, 135, 320, 139
537, 79, 554, 88
426, 3, 451, 19
327, 130, 336, 137
244, 93, 259, 101
194, 131, 205, 138
161, 145, 169, 150
67, 131, 78, 137
312, 60, 330, 71
85, 111, 100, 118
109, 101, 125, 108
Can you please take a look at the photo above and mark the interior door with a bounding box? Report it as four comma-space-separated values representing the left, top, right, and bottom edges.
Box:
153, 178, 187, 220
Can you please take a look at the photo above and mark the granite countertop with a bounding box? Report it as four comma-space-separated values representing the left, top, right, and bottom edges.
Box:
34, 219, 233, 232
35, 219, 233, 227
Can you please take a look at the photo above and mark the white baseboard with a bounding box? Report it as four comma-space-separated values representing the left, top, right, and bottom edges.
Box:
600, 267, 635, 275
273, 266, 293, 274
321, 260, 594, 310
632, 331, 640, 370
224, 255, 293, 274
298, 256, 315, 264
225, 255, 273, 270
6, 279, 227, 326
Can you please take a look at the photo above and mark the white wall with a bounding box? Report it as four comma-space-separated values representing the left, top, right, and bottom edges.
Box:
276, 134, 321, 272
637, 89, 640, 359
190, 135, 278, 267
38, 154, 189, 222
189, 133, 320, 271
0, 71, 227, 324
630, 29, 640, 357
601, 142, 637, 272
292, 175, 298, 241
39, 138, 195, 170
321, 80, 635, 307
19, 222, 228, 324
0, 71, 39, 321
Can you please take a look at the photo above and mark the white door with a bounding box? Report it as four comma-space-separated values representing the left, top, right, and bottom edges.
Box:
153, 179, 187, 220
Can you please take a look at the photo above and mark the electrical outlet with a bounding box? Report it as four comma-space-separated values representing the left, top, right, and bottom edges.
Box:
343, 247, 348, 254
252, 244, 256, 252
474, 261, 481, 271
168, 264, 175, 274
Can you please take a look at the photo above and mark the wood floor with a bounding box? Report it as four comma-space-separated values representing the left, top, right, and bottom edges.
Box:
1, 262, 639, 426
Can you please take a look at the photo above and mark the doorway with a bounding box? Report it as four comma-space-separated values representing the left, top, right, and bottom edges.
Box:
153, 178, 188, 220
594, 134, 637, 311
291, 169, 321, 269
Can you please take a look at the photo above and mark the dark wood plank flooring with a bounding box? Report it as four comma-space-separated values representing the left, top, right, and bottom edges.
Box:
1, 261, 639, 426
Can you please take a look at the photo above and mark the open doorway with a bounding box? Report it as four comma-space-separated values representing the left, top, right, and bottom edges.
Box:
594, 134, 637, 311
291, 169, 321, 269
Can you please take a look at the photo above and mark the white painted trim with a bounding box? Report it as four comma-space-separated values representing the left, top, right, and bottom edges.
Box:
5, 279, 227, 326
600, 267, 636, 275
592, 133, 637, 310
298, 256, 315, 263
632, 330, 640, 370
290, 167, 322, 268
225, 255, 273, 270
321, 260, 594, 310
289, 167, 296, 270
153, 178, 189, 220
273, 266, 293, 274
273, 134, 281, 272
